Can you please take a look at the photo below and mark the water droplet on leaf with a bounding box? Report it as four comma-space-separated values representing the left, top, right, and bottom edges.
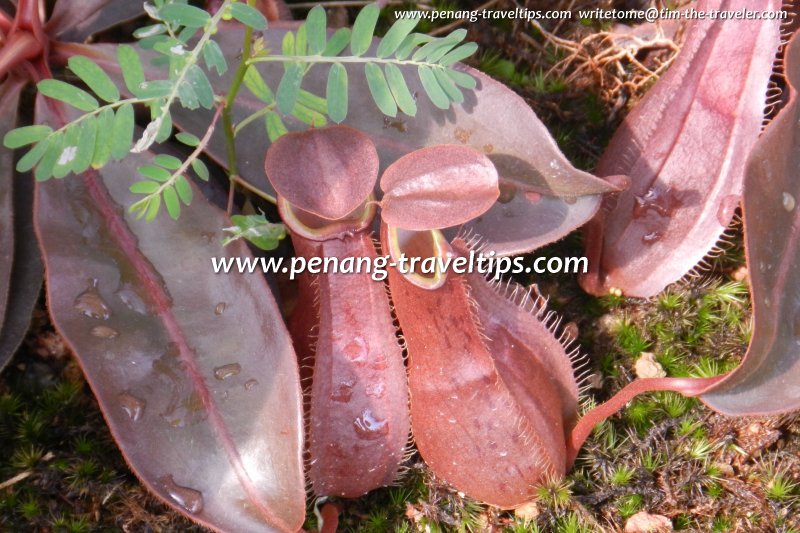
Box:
343, 337, 368, 363
160, 475, 203, 514
74, 279, 111, 320
353, 409, 389, 440
213, 363, 241, 380
118, 392, 146, 422
90, 325, 119, 339
783, 192, 795, 211
331, 380, 355, 403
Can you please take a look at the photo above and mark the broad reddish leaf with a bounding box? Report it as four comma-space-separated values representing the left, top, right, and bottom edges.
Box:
34, 98, 305, 532
384, 227, 577, 508
580, 0, 782, 297
0, 77, 43, 371
294, 231, 409, 497
0, 80, 20, 351
46, 0, 144, 41
379, 144, 498, 231
701, 30, 800, 415
264, 126, 379, 221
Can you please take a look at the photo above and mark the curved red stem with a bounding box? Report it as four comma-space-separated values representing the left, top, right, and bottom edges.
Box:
0, 9, 12, 33
0, 32, 41, 80
566, 374, 729, 466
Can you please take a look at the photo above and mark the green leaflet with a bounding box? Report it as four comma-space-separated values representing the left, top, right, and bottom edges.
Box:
277, 63, 304, 114
37, 79, 98, 112
326, 63, 348, 123
223, 214, 286, 251
350, 3, 380, 56
229, 2, 267, 31
203, 40, 228, 75
175, 175, 193, 205
159, 3, 210, 28
68, 56, 120, 103
244, 66, 275, 104
365, 63, 397, 117
265, 111, 288, 142
16, 137, 51, 173
71, 117, 98, 174
118, 45, 146, 96
418, 66, 450, 110
306, 5, 327, 55
377, 19, 418, 58
110, 103, 135, 160
323, 28, 351, 57
191, 159, 209, 181
3, 125, 52, 149
384, 63, 417, 116
163, 185, 180, 219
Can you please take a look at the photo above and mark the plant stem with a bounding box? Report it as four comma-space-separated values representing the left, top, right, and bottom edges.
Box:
248, 54, 445, 69
565, 374, 728, 467
222, 0, 257, 212
231, 175, 276, 205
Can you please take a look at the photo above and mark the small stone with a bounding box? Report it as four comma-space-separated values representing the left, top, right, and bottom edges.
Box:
711, 462, 735, 477
514, 500, 541, 522
634, 352, 666, 379
731, 266, 749, 283
624, 511, 673, 532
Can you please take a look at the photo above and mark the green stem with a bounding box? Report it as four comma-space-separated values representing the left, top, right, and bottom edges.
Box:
248, 54, 446, 69
222, 0, 257, 180
233, 104, 275, 137
232, 175, 277, 205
